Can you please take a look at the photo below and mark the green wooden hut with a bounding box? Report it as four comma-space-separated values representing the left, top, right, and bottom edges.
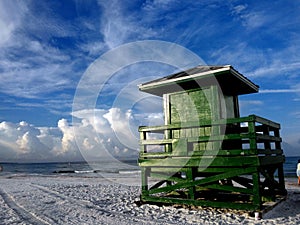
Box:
138, 65, 286, 210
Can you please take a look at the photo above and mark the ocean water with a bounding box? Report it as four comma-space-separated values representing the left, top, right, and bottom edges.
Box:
0, 159, 140, 178
0, 156, 299, 178
283, 156, 299, 177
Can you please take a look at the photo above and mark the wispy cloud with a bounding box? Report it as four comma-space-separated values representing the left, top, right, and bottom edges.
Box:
229, 1, 295, 30
97, 0, 161, 49
98, 0, 130, 49
236, 10, 270, 29
0, 0, 28, 47
240, 100, 264, 106
231, 4, 248, 14
0, 1, 99, 102
293, 112, 300, 119
0, 2, 77, 98
250, 62, 300, 78
211, 1, 300, 82
260, 88, 300, 94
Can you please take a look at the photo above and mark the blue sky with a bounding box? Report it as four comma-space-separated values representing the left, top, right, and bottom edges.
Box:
0, 0, 300, 162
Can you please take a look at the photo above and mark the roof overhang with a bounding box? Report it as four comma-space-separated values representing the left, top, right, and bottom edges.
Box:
138, 65, 259, 96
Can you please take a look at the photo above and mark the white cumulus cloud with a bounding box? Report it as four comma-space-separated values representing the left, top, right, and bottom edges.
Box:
0, 106, 155, 162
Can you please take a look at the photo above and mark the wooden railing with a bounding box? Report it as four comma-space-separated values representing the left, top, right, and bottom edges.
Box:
139, 114, 284, 163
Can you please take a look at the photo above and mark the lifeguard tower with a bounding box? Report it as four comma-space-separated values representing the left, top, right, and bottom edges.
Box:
138, 65, 286, 210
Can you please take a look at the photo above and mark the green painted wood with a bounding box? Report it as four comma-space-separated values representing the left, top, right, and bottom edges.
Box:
187, 133, 256, 143
149, 166, 250, 174
149, 166, 257, 174
274, 129, 282, 150
259, 155, 285, 165
140, 139, 178, 145
253, 115, 280, 129
141, 195, 260, 210
252, 171, 261, 208
172, 138, 188, 156
256, 135, 282, 142
140, 152, 172, 158
204, 184, 253, 195
150, 167, 183, 173
222, 95, 239, 118
150, 173, 185, 184
139, 156, 259, 168
196, 167, 249, 173
140, 131, 147, 153
140, 149, 284, 159
231, 177, 253, 189
189, 149, 257, 156
139, 114, 280, 133
247, 121, 257, 154
140, 133, 278, 150
140, 149, 258, 158
277, 164, 286, 194
186, 168, 196, 200
257, 149, 283, 155
148, 167, 256, 195
168, 88, 213, 124
141, 167, 149, 192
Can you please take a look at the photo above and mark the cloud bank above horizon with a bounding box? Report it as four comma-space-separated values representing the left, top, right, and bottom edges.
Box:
0, 107, 165, 162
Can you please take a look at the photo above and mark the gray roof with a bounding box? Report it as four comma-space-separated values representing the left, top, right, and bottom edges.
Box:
138, 65, 259, 96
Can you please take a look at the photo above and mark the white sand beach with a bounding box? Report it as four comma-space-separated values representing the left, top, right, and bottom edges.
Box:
0, 174, 299, 225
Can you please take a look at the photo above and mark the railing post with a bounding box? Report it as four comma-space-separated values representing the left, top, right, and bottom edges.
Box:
247, 117, 257, 154
274, 129, 282, 152
262, 125, 271, 155
140, 129, 147, 153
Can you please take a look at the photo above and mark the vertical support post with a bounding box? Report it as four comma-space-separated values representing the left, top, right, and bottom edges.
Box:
186, 168, 195, 200
141, 167, 149, 197
274, 127, 286, 194
248, 117, 261, 209
252, 169, 261, 209
277, 164, 286, 194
